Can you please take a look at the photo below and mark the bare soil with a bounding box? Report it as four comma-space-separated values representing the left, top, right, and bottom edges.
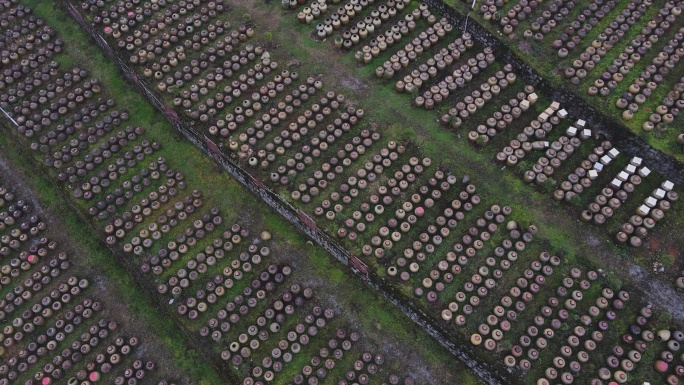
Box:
574, 224, 684, 324
629, 264, 684, 321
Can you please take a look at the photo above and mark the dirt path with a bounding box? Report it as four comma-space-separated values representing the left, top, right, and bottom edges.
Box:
629, 263, 684, 322
0, 152, 52, 225
577, 225, 684, 324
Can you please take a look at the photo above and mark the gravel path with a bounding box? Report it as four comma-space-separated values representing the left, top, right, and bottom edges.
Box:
629, 263, 684, 322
